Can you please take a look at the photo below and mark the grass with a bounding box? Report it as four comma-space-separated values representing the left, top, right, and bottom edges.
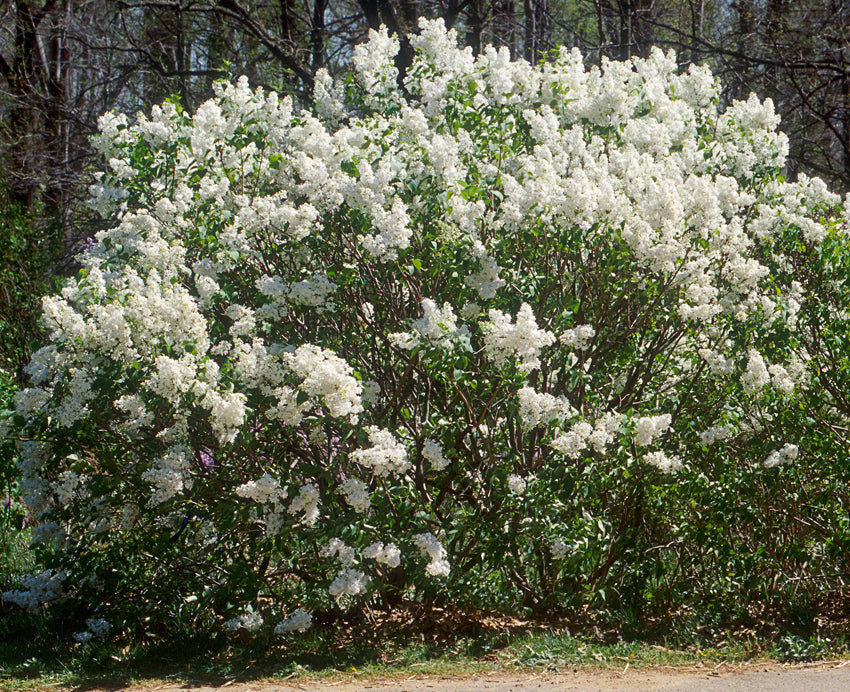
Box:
2, 605, 850, 691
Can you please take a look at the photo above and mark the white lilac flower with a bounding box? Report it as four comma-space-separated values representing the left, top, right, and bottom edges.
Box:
507, 474, 527, 494
275, 608, 313, 634
285, 345, 364, 420
287, 275, 337, 307
364, 541, 402, 568
551, 421, 594, 459
321, 537, 356, 565
288, 484, 320, 525
481, 303, 555, 373
351, 426, 410, 476
764, 443, 799, 468
421, 438, 450, 471
235, 474, 283, 504
643, 450, 683, 474
223, 610, 264, 633
465, 241, 505, 299
560, 324, 596, 350
328, 568, 369, 598
224, 304, 256, 337
460, 302, 481, 320
146, 355, 197, 403
413, 532, 450, 577
768, 364, 795, 395
142, 449, 191, 505
411, 298, 460, 347
699, 425, 731, 447
14, 388, 51, 419
633, 414, 672, 446
518, 387, 572, 429
86, 618, 112, 638
742, 349, 770, 394
2, 569, 68, 611
550, 538, 569, 560
340, 477, 371, 513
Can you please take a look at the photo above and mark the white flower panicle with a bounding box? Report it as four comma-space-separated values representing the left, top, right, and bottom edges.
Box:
288, 275, 338, 307
340, 477, 371, 513
235, 474, 284, 504
321, 537, 356, 565
551, 412, 622, 459
421, 438, 450, 471
742, 349, 770, 394
643, 450, 683, 474
275, 608, 313, 634
413, 532, 451, 577
551, 421, 594, 459
700, 425, 731, 447
414, 299, 460, 342
390, 298, 461, 350
223, 610, 264, 633
764, 443, 799, 468
550, 538, 569, 560
201, 390, 247, 444
517, 387, 573, 428
285, 345, 364, 421
351, 426, 410, 476
768, 363, 795, 395
633, 414, 672, 446
2, 569, 68, 612
482, 303, 555, 373
142, 448, 191, 505
465, 241, 506, 299
353, 26, 400, 105
507, 474, 528, 493
115, 394, 155, 434
288, 483, 320, 525
364, 541, 402, 568
74, 618, 112, 643
328, 568, 369, 598
560, 325, 596, 350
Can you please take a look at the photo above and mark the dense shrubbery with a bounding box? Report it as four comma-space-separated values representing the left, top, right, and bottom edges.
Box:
5, 19, 850, 641
0, 195, 55, 600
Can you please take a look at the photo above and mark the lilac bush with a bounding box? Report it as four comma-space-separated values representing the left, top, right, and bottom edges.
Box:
5, 19, 850, 637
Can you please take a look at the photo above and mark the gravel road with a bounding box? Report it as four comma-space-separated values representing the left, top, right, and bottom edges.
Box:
96, 661, 850, 692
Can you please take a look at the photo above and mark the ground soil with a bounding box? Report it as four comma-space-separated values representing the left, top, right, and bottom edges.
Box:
73, 660, 850, 692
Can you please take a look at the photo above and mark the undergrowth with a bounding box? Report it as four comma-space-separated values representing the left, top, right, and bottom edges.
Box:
2, 602, 850, 690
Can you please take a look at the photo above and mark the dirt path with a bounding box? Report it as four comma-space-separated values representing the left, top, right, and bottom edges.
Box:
80, 660, 850, 692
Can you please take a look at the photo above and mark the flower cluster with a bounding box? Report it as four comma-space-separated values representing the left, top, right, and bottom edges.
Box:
328, 568, 369, 598
223, 610, 264, 633
413, 532, 451, 577
764, 443, 799, 468
643, 450, 684, 474
2, 569, 67, 612
633, 414, 672, 446
364, 541, 402, 568
421, 438, 450, 471
391, 298, 462, 350
482, 304, 555, 373
275, 608, 313, 634
351, 427, 410, 477
73, 618, 112, 643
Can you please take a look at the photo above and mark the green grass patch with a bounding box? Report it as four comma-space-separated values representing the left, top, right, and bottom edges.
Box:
2, 605, 850, 691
